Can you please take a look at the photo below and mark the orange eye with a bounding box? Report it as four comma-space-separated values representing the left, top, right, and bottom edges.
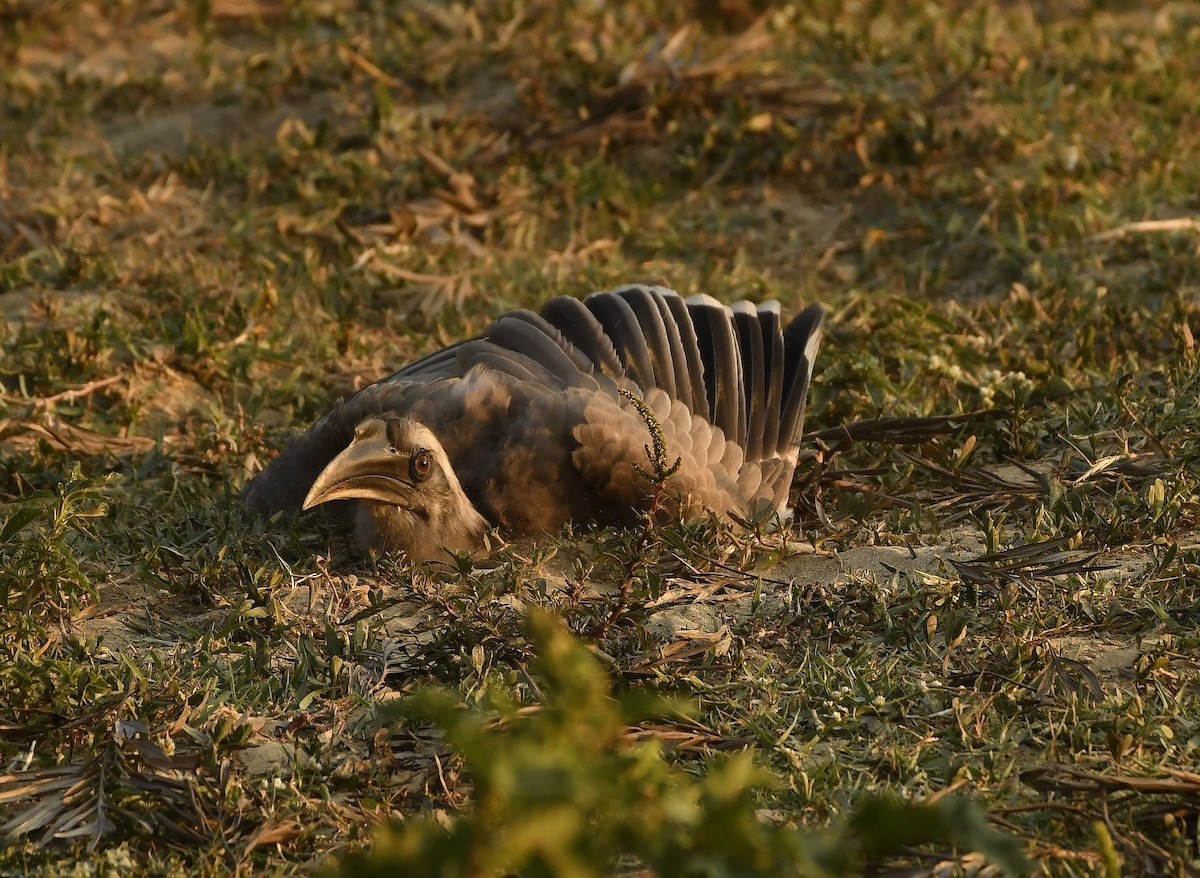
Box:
410, 449, 432, 482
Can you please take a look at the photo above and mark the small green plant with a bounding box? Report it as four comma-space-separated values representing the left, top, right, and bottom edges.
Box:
0, 466, 111, 633
338, 610, 1028, 878
595, 388, 688, 635
619, 387, 684, 489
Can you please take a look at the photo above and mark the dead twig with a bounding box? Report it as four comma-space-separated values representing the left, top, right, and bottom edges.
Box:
2, 376, 124, 409
1089, 217, 1200, 242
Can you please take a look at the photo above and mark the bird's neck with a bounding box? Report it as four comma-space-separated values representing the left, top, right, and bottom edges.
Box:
354, 496, 488, 562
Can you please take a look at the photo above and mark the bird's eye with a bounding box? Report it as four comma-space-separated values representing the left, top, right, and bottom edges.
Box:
410, 449, 432, 482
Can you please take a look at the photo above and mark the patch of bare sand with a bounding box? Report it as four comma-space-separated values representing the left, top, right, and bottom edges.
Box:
101, 94, 338, 161
1048, 632, 1186, 684
643, 533, 986, 641
1, 287, 136, 334
123, 361, 218, 435
76, 575, 208, 659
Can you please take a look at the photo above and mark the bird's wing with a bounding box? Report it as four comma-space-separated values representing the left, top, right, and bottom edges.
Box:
684, 293, 745, 448
244, 285, 823, 526
547, 286, 824, 515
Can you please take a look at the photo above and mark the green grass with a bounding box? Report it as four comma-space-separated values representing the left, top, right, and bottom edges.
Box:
2, 1, 1199, 874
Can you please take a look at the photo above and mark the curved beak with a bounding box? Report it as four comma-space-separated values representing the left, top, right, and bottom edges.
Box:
303, 432, 411, 510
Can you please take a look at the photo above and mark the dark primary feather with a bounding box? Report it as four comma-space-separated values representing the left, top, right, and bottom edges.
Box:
537, 296, 625, 378
686, 294, 744, 448
757, 302, 784, 458
613, 286, 677, 398
658, 290, 709, 418
780, 303, 825, 461
584, 291, 658, 390
732, 302, 767, 461
244, 285, 824, 552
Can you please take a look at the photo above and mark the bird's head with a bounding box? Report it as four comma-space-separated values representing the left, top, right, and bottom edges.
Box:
303, 415, 488, 561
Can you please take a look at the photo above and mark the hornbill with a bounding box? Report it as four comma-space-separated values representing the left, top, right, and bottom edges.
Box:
244, 285, 824, 561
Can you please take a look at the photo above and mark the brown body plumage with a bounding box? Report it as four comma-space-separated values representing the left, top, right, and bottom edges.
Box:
244, 285, 824, 561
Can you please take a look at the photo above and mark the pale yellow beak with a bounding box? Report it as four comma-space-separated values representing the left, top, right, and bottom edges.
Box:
303, 430, 412, 510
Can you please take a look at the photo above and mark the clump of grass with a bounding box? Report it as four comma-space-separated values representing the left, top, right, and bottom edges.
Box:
0, 465, 110, 626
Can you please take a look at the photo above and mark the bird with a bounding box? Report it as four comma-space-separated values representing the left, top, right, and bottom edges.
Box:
243, 284, 824, 562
